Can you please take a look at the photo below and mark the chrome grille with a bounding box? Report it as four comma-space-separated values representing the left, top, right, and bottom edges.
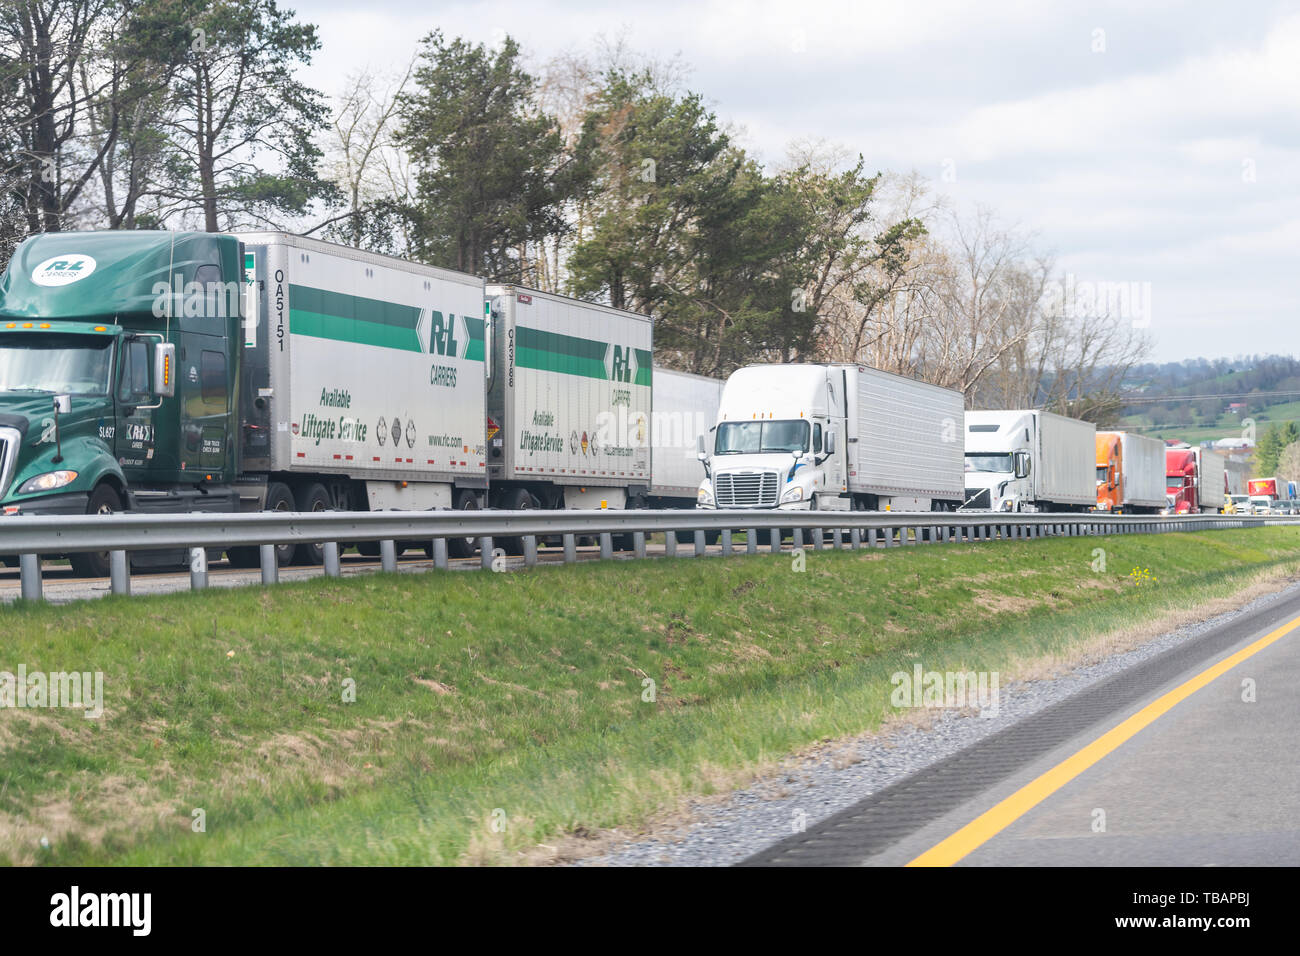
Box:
715, 470, 779, 507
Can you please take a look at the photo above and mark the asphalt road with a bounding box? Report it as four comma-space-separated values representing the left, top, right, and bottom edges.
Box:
744, 580, 1300, 866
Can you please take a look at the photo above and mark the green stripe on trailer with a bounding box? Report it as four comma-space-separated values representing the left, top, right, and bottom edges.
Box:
289, 284, 422, 352
516, 326, 608, 380
634, 349, 652, 386
464, 316, 486, 362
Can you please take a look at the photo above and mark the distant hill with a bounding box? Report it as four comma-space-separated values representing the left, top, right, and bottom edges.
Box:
1117, 355, 1300, 445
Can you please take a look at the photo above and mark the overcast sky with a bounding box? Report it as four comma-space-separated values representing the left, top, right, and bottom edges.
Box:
292, 0, 1300, 364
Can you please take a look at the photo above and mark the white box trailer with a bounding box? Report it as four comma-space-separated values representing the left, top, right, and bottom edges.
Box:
1196, 447, 1226, 512
649, 366, 723, 506
848, 365, 965, 508
237, 233, 487, 514
1097, 431, 1166, 511
962, 409, 1095, 512
486, 285, 651, 510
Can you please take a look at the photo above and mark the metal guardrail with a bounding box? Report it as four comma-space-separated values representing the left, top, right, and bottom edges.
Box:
1, 508, 1295, 602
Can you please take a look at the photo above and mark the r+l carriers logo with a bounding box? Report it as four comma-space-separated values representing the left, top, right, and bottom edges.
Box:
31, 254, 97, 286
430, 311, 458, 357
608, 344, 635, 383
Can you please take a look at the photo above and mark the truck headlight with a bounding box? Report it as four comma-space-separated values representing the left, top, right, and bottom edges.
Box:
781, 485, 804, 503
1000, 499, 1013, 511
697, 483, 714, 506
17, 470, 78, 494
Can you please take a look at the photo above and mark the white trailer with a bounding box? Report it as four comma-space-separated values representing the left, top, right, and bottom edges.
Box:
1097, 431, 1166, 512
1195, 447, 1226, 512
236, 234, 488, 552
699, 363, 964, 512
649, 366, 723, 507
962, 410, 1095, 512
485, 285, 651, 512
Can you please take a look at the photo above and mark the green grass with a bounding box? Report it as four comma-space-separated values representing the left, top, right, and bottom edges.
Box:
2, 527, 1299, 865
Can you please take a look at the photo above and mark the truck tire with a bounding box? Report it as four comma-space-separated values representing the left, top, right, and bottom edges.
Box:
227, 482, 296, 567
498, 487, 535, 556
294, 482, 332, 565
446, 490, 480, 559
70, 485, 123, 578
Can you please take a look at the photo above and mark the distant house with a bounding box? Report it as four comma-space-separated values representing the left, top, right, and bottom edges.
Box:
1228, 403, 1246, 415
1215, 437, 1253, 450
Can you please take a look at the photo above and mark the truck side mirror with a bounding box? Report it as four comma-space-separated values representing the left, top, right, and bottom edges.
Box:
153, 343, 176, 398
696, 434, 707, 461
53, 394, 71, 415
825, 429, 836, 455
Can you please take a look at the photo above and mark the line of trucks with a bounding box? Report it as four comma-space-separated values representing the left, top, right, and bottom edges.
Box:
0, 230, 1274, 575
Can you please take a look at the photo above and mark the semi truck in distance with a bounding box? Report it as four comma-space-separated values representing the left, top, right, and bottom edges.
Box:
1095, 431, 1165, 514
1246, 476, 1296, 514
961, 409, 1095, 512
1165, 445, 1226, 514
695, 363, 965, 512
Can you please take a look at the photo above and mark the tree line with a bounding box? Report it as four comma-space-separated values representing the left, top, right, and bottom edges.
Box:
2, 1, 1149, 413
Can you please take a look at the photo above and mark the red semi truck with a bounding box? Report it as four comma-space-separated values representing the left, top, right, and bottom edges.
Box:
1165, 446, 1226, 514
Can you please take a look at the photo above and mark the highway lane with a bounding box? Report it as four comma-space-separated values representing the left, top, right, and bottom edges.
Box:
743, 580, 1300, 867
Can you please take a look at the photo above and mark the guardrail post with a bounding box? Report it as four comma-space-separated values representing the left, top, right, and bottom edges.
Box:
190, 547, 208, 590
432, 538, 448, 570
563, 534, 576, 563
634, 531, 646, 559
868, 528, 878, 548
813, 527, 824, 550
324, 542, 341, 578
380, 539, 398, 573
665, 532, 677, 558
721, 529, 733, 556
18, 553, 41, 602
832, 528, 843, 550
851, 527, 861, 549
524, 535, 538, 567
694, 530, 706, 557
793, 528, 804, 551
600, 532, 613, 560
770, 528, 781, 553
747, 528, 758, 554
260, 544, 279, 584
480, 538, 494, 570
110, 550, 129, 596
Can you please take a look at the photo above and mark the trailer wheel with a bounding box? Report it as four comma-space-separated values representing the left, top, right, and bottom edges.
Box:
70, 485, 123, 578
498, 488, 535, 556
228, 482, 296, 567
445, 490, 480, 559
294, 482, 332, 565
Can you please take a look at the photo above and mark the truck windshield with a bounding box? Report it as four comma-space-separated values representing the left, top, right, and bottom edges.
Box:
715, 420, 809, 455
1096, 466, 1109, 482
0, 334, 113, 396
1166, 478, 1184, 491
964, 453, 1012, 473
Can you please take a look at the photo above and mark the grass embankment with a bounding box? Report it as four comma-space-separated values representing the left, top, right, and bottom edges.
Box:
2, 527, 1299, 865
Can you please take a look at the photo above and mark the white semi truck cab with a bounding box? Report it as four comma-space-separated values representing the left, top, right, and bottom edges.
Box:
696, 363, 965, 512
696, 365, 844, 511
961, 409, 1096, 513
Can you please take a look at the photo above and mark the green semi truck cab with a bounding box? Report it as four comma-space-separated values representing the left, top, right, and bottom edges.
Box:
0, 231, 242, 574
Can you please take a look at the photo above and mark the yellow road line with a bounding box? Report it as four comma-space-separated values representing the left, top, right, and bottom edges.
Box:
907, 609, 1300, 867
